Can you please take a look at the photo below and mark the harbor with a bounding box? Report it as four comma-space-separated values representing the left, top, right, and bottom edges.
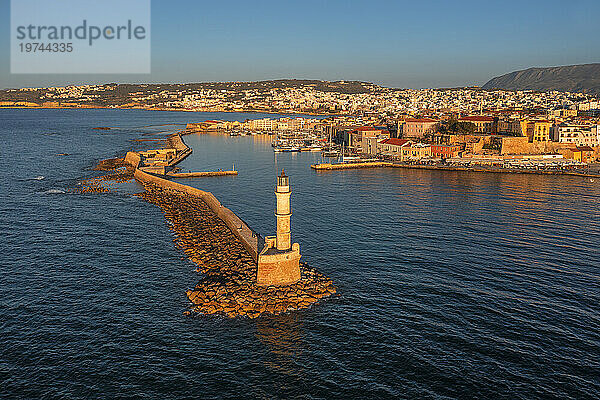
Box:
5, 109, 600, 399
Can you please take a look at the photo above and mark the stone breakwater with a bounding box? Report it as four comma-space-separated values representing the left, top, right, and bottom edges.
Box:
74, 133, 336, 318
136, 183, 336, 318
73, 157, 135, 194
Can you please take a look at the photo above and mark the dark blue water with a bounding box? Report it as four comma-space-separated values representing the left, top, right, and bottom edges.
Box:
1, 109, 599, 399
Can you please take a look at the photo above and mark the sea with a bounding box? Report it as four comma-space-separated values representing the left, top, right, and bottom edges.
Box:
1, 108, 599, 399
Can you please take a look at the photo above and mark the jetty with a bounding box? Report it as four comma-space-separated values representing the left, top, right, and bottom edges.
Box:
120, 132, 335, 318
311, 161, 393, 170
311, 159, 600, 178
167, 170, 238, 178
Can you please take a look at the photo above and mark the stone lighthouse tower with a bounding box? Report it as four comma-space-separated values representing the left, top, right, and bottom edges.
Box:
257, 170, 301, 286
276, 171, 292, 251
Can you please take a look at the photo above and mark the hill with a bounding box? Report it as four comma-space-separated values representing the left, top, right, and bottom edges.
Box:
482, 63, 600, 95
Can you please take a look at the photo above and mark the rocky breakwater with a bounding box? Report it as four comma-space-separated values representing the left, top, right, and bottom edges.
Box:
136, 183, 336, 318
73, 157, 136, 194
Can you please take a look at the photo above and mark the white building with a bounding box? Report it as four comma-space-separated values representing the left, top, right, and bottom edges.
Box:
556, 124, 600, 146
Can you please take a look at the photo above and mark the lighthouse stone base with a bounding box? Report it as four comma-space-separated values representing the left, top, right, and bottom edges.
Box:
257, 236, 301, 286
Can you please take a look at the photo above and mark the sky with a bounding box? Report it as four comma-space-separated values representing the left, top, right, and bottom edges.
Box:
0, 0, 599, 89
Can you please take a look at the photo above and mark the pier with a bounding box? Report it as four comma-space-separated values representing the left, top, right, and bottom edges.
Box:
311, 159, 600, 178
167, 170, 238, 178
311, 161, 393, 170
121, 132, 336, 318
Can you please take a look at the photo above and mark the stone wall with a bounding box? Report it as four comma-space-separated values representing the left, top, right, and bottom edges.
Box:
500, 137, 530, 155
500, 137, 573, 155
127, 135, 262, 261
167, 135, 189, 151
133, 167, 261, 261
124, 151, 141, 167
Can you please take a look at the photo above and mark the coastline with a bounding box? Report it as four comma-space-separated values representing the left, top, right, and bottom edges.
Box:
0, 104, 337, 116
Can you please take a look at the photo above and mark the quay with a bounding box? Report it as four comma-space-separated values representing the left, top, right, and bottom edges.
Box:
311, 161, 393, 170
311, 160, 600, 177
167, 170, 238, 178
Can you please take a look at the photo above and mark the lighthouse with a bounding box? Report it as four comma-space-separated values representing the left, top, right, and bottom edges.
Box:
257, 170, 301, 286
275, 171, 292, 251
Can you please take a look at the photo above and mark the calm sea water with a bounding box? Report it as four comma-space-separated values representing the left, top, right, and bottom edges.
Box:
1, 109, 599, 399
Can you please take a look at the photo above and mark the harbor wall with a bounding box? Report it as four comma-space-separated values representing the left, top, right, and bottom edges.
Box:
132, 156, 261, 262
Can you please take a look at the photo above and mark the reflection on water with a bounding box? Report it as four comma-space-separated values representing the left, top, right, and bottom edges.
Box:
255, 313, 304, 376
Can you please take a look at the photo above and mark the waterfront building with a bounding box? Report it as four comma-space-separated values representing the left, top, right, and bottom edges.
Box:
431, 144, 462, 159
257, 171, 301, 286
401, 142, 432, 161
378, 138, 410, 158
349, 127, 388, 153
556, 124, 600, 146
251, 118, 277, 131
572, 146, 595, 163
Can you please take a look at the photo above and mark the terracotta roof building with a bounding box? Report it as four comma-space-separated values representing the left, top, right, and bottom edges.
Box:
401, 118, 438, 138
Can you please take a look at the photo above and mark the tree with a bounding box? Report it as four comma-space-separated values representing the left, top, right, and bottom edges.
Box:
440, 118, 476, 134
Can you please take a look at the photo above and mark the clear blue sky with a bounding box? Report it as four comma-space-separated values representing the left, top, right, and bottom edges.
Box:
1, 0, 599, 89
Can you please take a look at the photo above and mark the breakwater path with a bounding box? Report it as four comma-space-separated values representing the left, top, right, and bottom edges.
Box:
128, 133, 336, 318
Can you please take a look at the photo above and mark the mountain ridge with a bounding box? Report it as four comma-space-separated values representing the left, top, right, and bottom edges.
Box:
482, 63, 600, 95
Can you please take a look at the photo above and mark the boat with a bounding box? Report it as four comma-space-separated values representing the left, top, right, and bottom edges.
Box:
274, 146, 300, 153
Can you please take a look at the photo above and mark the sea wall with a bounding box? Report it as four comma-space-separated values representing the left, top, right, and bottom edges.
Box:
501, 137, 573, 155
311, 161, 392, 170
133, 163, 261, 262
167, 171, 238, 178
167, 135, 189, 151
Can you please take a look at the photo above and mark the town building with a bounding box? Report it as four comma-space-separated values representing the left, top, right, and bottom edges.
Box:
431, 144, 461, 159
349, 127, 389, 153
572, 146, 595, 163
520, 119, 553, 142
401, 142, 432, 161
401, 118, 438, 138
532, 120, 553, 142
458, 116, 497, 134
556, 124, 600, 146
378, 138, 410, 158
